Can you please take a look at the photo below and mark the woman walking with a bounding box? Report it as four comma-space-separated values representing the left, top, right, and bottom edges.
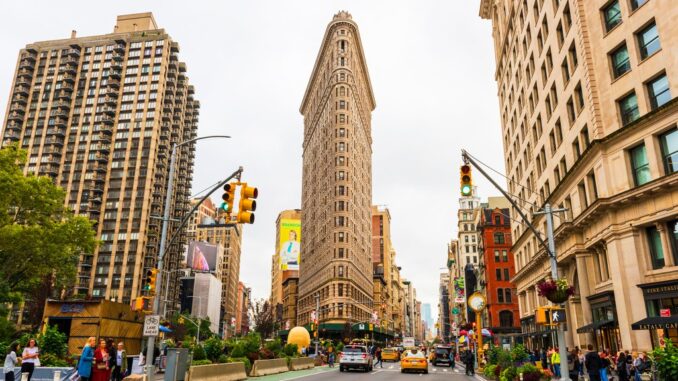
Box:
616, 351, 629, 381
111, 343, 127, 381
92, 339, 111, 381
77, 337, 96, 381
4, 343, 19, 381
21, 339, 40, 381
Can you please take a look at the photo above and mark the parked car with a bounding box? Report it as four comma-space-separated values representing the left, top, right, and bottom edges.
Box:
339, 344, 373, 372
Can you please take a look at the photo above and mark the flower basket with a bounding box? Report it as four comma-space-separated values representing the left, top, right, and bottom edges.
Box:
537, 279, 574, 304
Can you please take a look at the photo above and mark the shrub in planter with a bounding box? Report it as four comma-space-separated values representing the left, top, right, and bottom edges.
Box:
500, 366, 518, 381
191, 359, 212, 366
483, 364, 497, 380
511, 344, 529, 364
258, 347, 275, 359
650, 338, 678, 381
217, 354, 229, 364
518, 363, 541, 381
192, 344, 207, 360
282, 343, 298, 357
203, 337, 225, 363
228, 356, 251, 374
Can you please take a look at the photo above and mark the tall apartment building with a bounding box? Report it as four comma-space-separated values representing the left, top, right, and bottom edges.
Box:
438, 272, 451, 342
1, 13, 198, 304
480, 0, 677, 351
195, 222, 242, 335
371, 205, 396, 334
270, 209, 301, 317
235, 281, 251, 335
187, 197, 216, 242
457, 189, 481, 271
298, 11, 376, 327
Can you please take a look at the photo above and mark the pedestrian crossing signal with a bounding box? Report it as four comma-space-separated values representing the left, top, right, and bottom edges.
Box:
536, 306, 566, 326
460, 165, 473, 196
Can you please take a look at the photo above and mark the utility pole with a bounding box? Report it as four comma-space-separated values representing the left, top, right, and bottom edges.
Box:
315, 292, 320, 356
461, 150, 570, 381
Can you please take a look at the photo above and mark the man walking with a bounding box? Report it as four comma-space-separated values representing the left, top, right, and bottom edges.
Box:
374, 346, 383, 368
585, 344, 602, 381
552, 347, 561, 378
464, 350, 475, 376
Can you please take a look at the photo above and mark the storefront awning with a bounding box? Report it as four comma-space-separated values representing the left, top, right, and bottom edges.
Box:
631, 316, 678, 330
576, 319, 615, 333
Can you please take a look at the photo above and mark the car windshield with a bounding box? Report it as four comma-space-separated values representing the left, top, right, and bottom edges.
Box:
436, 348, 450, 355
406, 351, 425, 358
383, 348, 395, 353
343, 346, 366, 353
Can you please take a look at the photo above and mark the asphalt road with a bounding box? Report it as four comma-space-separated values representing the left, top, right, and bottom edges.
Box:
272, 361, 485, 381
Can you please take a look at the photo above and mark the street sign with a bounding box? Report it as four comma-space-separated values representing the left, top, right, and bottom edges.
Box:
403, 337, 415, 347
452, 307, 460, 315
660, 309, 671, 317
143, 315, 160, 336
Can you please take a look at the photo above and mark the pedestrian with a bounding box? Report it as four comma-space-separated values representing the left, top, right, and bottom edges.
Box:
375, 346, 383, 368
4, 343, 19, 381
632, 352, 648, 381
552, 347, 561, 378
616, 351, 629, 381
600, 351, 610, 381
464, 350, 475, 376
106, 340, 116, 373
568, 348, 579, 380
21, 338, 40, 381
328, 352, 335, 368
578, 349, 586, 377
77, 337, 96, 381
92, 339, 111, 381
540, 348, 548, 370
585, 344, 602, 381
111, 342, 127, 381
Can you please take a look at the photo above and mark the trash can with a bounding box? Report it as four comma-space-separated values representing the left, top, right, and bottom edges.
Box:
164, 348, 189, 381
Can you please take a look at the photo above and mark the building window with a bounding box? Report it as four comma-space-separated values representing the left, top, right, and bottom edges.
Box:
637, 22, 660, 59
496, 269, 502, 281
504, 268, 510, 280
619, 92, 640, 125
666, 220, 678, 266
660, 128, 678, 174
494, 215, 501, 225
494, 250, 500, 262
647, 74, 671, 110
502, 250, 508, 262
505, 289, 512, 303
630, 144, 651, 186
603, 1, 622, 32
630, 0, 648, 11
497, 289, 504, 303
499, 311, 514, 327
610, 44, 631, 79
646, 226, 665, 269
494, 232, 505, 244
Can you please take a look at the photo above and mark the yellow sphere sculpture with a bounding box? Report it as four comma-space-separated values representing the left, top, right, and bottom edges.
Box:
287, 326, 311, 353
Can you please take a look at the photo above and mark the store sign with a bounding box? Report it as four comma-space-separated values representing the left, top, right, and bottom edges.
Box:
643, 284, 678, 295
60, 304, 84, 313
660, 309, 671, 317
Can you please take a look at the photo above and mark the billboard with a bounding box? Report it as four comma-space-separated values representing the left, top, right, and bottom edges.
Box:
187, 241, 218, 272
279, 218, 301, 271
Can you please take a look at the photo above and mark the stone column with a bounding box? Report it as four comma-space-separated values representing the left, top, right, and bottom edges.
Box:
575, 253, 594, 347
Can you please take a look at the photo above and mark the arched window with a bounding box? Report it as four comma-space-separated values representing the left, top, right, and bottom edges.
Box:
499, 310, 514, 327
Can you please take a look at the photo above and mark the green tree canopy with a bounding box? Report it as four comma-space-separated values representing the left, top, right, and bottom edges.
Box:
0, 145, 97, 315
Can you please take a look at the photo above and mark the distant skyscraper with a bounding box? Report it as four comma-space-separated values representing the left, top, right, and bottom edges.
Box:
297, 11, 376, 327
422, 303, 433, 332
1, 13, 198, 304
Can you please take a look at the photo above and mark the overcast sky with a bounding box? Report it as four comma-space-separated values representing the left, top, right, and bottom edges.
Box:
0, 1, 507, 319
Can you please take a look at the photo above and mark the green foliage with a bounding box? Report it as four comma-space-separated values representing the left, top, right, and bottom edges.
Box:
192, 344, 206, 360
227, 357, 251, 373
518, 363, 542, 381
650, 338, 678, 381
217, 354, 229, 364
202, 337, 224, 363
511, 344, 529, 363
265, 338, 283, 356
500, 366, 518, 381
336, 342, 344, 352
39, 325, 68, 358
483, 364, 497, 380
282, 343, 298, 357
497, 350, 513, 370
487, 346, 501, 366
0, 145, 97, 327
40, 353, 70, 367
191, 359, 212, 366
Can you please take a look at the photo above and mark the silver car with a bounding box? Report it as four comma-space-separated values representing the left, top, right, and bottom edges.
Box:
339, 345, 373, 372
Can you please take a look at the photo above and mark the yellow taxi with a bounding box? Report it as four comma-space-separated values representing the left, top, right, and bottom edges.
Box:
381, 347, 399, 362
400, 349, 428, 374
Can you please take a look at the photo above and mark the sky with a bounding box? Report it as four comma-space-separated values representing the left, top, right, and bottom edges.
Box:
0, 1, 507, 319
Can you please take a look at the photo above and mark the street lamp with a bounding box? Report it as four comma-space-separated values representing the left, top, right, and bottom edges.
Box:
146, 135, 229, 380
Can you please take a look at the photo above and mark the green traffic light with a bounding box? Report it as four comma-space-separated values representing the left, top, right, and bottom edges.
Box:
220, 202, 229, 211
461, 184, 472, 196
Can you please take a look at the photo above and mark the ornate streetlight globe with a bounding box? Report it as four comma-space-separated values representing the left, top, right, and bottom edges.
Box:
287, 326, 311, 353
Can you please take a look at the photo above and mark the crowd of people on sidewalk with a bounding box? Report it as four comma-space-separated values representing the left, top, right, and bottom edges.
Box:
76, 337, 128, 381
523, 344, 651, 381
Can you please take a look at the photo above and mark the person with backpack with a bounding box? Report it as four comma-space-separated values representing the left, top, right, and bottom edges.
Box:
585, 344, 602, 381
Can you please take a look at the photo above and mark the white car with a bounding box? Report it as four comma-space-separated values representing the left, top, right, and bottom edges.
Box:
339, 345, 373, 372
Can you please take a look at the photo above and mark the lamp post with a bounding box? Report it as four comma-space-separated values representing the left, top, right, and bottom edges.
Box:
145, 135, 229, 381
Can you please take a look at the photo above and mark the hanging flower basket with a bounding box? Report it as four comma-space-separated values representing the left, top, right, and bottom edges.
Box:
537, 279, 575, 304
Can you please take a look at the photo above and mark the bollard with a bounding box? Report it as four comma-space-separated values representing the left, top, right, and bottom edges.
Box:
53, 370, 61, 381
21, 372, 28, 381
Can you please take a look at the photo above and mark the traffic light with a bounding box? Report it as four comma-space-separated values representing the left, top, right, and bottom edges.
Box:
237, 183, 258, 224
460, 164, 473, 196
220, 182, 237, 214
144, 268, 158, 293
133, 296, 152, 312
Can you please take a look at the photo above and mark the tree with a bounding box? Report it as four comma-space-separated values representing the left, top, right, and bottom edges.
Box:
0, 145, 97, 329
250, 299, 274, 339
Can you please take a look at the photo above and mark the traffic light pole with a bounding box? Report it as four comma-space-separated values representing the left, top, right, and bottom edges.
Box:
461, 150, 570, 381
144, 135, 230, 381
